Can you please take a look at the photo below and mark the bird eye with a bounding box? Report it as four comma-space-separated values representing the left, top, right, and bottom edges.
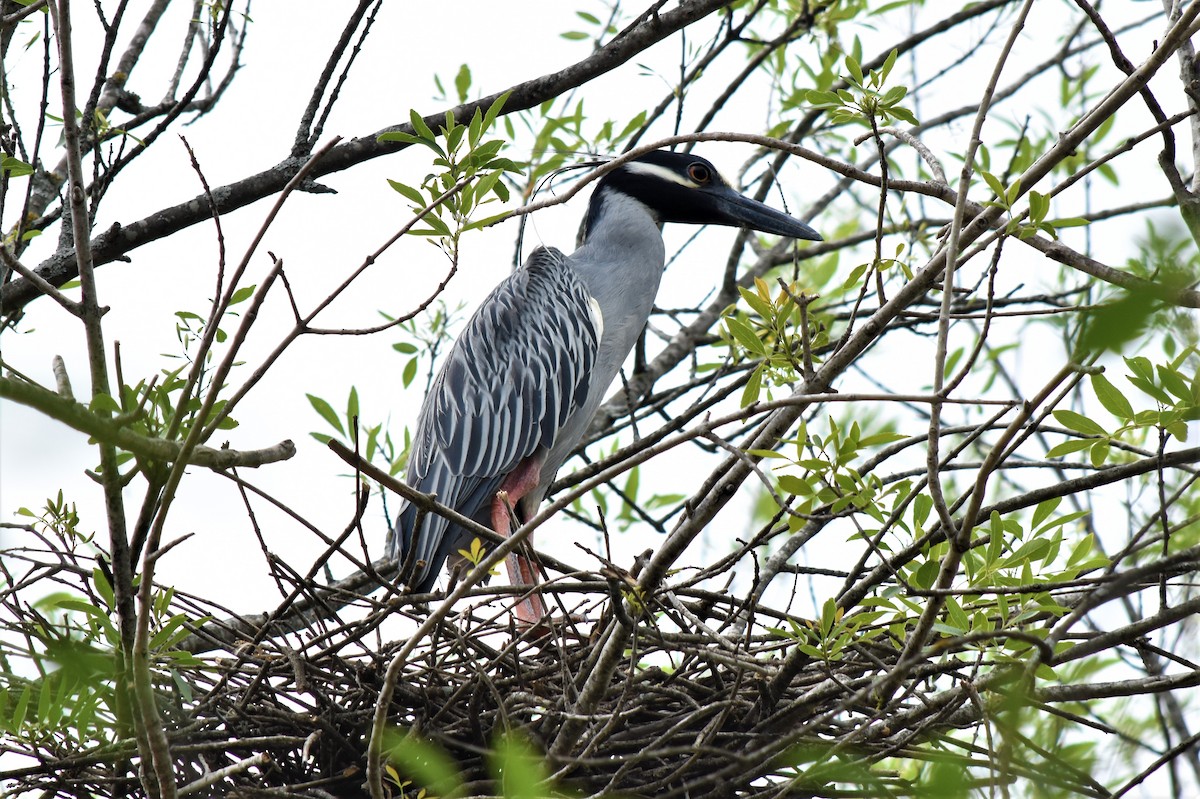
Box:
687, 163, 711, 184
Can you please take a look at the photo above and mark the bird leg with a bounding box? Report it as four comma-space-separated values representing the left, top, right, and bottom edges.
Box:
492, 456, 548, 625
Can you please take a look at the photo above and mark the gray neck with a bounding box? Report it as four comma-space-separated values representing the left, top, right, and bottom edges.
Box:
570, 191, 667, 342
529, 191, 667, 496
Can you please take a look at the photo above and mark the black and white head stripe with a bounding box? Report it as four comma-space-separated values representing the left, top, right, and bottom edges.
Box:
585, 151, 734, 231
584, 149, 822, 241
620, 156, 731, 190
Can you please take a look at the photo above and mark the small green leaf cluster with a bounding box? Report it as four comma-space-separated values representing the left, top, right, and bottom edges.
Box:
719, 277, 829, 407
979, 172, 1089, 240
0, 566, 202, 748
308, 385, 408, 479
771, 487, 1110, 683
1050, 357, 1198, 466
613, 464, 686, 529
307, 302, 467, 480
15, 489, 84, 541
843, 242, 913, 289
379, 92, 522, 238
171, 283, 256, 356
805, 50, 918, 128
78, 285, 254, 473
387, 300, 463, 393
757, 417, 906, 522
515, 102, 648, 197
0, 594, 117, 745
782, 739, 897, 796
770, 597, 888, 663
888, 498, 1107, 674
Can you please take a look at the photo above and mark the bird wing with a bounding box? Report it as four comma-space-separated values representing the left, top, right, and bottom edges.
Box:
390, 246, 601, 591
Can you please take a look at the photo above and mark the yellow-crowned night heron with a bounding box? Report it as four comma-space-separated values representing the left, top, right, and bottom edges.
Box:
388, 149, 821, 622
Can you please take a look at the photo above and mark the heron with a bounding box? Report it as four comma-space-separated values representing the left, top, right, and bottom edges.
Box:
387, 149, 821, 623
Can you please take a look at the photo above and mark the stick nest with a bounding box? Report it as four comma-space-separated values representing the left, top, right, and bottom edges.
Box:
11, 575, 981, 799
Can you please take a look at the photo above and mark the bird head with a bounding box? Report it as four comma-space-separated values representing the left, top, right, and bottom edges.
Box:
586, 150, 822, 241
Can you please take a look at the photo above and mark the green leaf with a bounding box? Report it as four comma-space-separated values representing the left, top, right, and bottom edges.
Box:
402, 357, 419, 388
89, 393, 121, 414
445, 118, 464, 153
464, 211, 513, 231
778, 473, 813, 496
1004, 178, 1022, 208
474, 169, 502, 201
1125, 355, 1155, 383
228, 284, 255, 306
944, 596, 969, 632
92, 566, 114, 610
844, 54, 864, 85
805, 89, 844, 108
409, 108, 436, 142
1157, 364, 1192, 402
1078, 289, 1157, 355
1048, 216, 1089, 228
737, 285, 774, 319
307, 394, 344, 436
741, 364, 764, 407
880, 85, 907, 106
419, 214, 453, 238
1000, 538, 1050, 569
377, 130, 419, 145
1028, 191, 1049, 224
914, 560, 938, 590
980, 171, 1004, 200
53, 598, 109, 618
453, 63, 472, 103
482, 91, 511, 133
1091, 372, 1134, 420
1, 155, 34, 177
561, 30, 589, 40
1052, 409, 1107, 437
150, 614, 190, 650
858, 431, 907, 447
725, 316, 766, 357
912, 493, 932, 528
843, 262, 869, 288
880, 49, 898, 82
387, 179, 426, 206
1031, 497, 1061, 530
887, 105, 919, 125
1128, 375, 1173, 405
1044, 438, 1094, 459
12, 685, 31, 731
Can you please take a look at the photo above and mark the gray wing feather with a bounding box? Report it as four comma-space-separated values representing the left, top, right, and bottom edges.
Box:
389, 247, 600, 591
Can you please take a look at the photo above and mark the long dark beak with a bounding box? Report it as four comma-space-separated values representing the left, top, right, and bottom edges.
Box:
712, 186, 822, 241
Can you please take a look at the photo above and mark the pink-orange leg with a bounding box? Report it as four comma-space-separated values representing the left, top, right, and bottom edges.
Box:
491, 455, 548, 625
